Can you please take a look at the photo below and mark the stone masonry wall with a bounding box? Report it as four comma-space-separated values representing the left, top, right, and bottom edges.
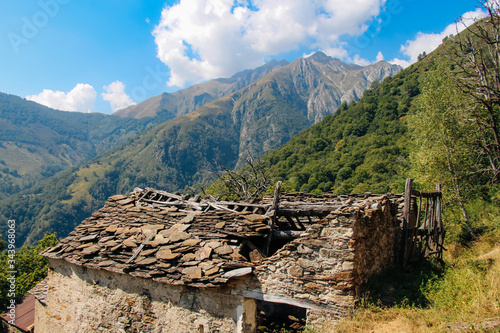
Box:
252, 196, 399, 318
37, 259, 254, 333
353, 197, 401, 293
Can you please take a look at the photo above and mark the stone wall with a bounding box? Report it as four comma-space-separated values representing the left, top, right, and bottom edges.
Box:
37, 259, 256, 333
353, 197, 401, 291
34, 300, 46, 333
249, 196, 399, 318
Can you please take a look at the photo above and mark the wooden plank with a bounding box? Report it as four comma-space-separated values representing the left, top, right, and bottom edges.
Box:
136, 189, 151, 203
403, 178, 413, 227
222, 267, 253, 278
217, 201, 271, 209
207, 202, 238, 212
264, 181, 281, 255
231, 289, 332, 312
284, 215, 299, 230
242, 240, 267, 258
141, 198, 206, 210
435, 184, 444, 259
416, 193, 422, 229
295, 217, 306, 230
126, 233, 154, 264
278, 204, 342, 211
436, 184, 443, 230
410, 189, 442, 198
401, 178, 413, 267
277, 209, 333, 217
145, 187, 183, 201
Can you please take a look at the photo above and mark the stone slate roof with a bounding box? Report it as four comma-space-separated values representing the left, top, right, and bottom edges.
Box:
41, 188, 273, 287
41, 187, 405, 288
30, 278, 48, 306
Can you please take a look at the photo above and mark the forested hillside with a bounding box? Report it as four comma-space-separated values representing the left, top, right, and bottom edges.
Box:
264, 63, 423, 195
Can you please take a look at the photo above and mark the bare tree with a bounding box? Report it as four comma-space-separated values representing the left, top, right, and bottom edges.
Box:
447, 0, 500, 181
210, 153, 274, 201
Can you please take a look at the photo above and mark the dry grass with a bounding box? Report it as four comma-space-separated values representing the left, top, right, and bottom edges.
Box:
308, 236, 500, 333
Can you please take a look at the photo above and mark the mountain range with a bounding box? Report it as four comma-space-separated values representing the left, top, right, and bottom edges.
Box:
0, 52, 400, 245
115, 59, 290, 119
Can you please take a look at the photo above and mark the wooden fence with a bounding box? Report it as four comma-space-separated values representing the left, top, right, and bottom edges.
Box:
401, 178, 445, 267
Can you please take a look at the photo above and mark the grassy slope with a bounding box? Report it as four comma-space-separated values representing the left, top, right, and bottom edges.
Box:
314, 226, 500, 332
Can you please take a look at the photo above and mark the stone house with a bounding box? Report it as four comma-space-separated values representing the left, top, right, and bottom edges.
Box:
37, 187, 404, 333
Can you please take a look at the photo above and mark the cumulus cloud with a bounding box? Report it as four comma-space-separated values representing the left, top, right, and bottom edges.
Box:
102, 81, 136, 112
375, 51, 384, 62
321, 46, 349, 60
350, 54, 372, 66
389, 57, 411, 68
26, 83, 97, 113
389, 8, 487, 68
153, 0, 387, 87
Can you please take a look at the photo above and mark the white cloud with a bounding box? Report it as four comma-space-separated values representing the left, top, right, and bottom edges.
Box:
102, 81, 136, 112
321, 46, 349, 60
388, 57, 411, 68
389, 8, 487, 68
153, 0, 387, 87
26, 84, 97, 113
350, 54, 372, 66
321, 48, 383, 66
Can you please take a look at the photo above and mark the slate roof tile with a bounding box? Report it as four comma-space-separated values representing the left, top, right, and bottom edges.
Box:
42, 187, 406, 288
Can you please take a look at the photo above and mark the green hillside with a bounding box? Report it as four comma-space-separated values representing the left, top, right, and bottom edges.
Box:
262, 41, 452, 196
265, 68, 418, 195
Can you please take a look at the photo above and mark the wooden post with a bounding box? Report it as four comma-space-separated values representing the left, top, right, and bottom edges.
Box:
401, 178, 413, 267
264, 181, 281, 256
403, 178, 413, 228
436, 184, 442, 230
436, 184, 444, 259
236, 298, 257, 333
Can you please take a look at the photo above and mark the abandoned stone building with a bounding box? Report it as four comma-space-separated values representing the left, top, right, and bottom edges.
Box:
36, 181, 442, 332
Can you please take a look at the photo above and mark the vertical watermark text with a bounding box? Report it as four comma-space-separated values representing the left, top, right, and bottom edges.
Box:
5, 219, 17, 325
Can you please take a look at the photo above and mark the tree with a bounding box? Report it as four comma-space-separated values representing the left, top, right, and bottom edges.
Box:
0, 232, 58, 310
0, 235, 6, 252
206, 153, 274, 201
408, 61, 476, 237
448, 0, 500, 181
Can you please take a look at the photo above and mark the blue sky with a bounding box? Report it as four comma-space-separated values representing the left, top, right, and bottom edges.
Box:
0, 0, 486, 114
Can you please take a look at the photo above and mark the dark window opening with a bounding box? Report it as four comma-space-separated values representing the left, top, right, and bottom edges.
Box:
256, 300, 307, 332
